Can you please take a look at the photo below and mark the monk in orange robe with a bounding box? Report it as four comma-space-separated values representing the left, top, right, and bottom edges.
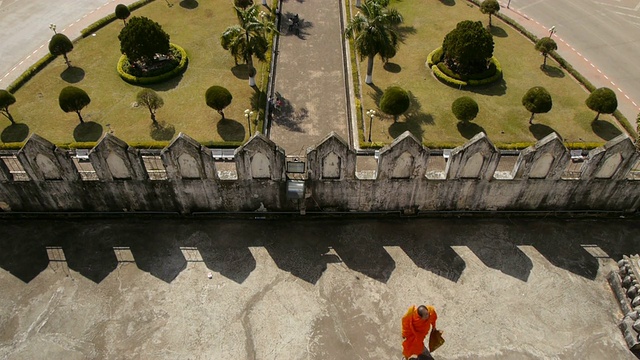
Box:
402, 304, 438, 359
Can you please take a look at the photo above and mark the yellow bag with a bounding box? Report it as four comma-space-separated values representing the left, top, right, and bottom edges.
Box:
428, 329, 445, 352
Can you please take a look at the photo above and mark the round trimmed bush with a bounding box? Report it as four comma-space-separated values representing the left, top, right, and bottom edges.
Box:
379, 86, 410, 122
452, 96, 479, 122
117, 43, 188, 84
205, 86, 233, 120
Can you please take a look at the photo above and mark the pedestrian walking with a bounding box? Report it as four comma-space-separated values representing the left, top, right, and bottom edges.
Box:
401, 304, 442, 359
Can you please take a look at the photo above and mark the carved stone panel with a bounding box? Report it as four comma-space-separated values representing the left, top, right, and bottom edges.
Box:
322, 152, 341, 179
107, 152, 131, 180
392, 151, 414, 179
35, 153, 61, 180
529, 153, 554, 179
251, 152, 271, 179
178, 153, 201, 179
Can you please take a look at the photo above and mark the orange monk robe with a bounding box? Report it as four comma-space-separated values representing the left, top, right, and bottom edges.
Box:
401, 305, 437, 358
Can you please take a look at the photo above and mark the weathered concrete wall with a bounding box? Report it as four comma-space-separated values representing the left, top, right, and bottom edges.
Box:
0, 131, 639, 214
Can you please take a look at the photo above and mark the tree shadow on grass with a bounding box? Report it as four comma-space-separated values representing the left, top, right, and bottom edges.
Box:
150, 121, 176, 141
541, 65, 565, 78
73, 121, 103, 142
592, 119, 622, 141
405, 91, 434, 126
251, 88, 267, 114
231, 64, 250, 80
457, 121, 485, 139
466, 78, 507, 96
489, 26, 508, 38
439, 0, 455, 6
397, 25, 417, 42
217, 118, 246, 142
179, 0, 198, 9
146, 73, 184, 91
367, 83, 384, 106
389, 117, 425, 140
383, 62, 401, 73
60, 66, 85, 83
529, 123, 557, 140
1, 123, 29, 142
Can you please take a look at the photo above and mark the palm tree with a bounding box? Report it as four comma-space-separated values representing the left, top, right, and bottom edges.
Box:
345, 0, 403, 84
221, 5, 277, 86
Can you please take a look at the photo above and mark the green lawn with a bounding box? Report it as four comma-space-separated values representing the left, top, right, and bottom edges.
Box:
2, 0, 270, 146
353, 0, 623, 147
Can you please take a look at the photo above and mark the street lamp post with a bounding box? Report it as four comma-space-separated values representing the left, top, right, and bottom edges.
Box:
366, 109, 376, 142
244, 109, 254, 136
548, 26, 556, 37
507, 0, 511, 8
49, 23, 57, 34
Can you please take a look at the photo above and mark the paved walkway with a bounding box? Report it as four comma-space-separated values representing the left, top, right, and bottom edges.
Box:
269, 0, 351, 156
1, 217, 638, 359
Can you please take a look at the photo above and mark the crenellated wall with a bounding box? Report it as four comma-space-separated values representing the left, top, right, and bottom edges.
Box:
0, 131, 639, 214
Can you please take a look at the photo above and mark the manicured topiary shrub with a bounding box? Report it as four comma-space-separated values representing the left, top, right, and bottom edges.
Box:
205, 86, 233, 120
452, 96, 479, 122
379, 86, 410, 122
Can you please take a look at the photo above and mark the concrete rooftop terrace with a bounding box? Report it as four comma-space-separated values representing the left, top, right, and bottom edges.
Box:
0, 216, 639, 359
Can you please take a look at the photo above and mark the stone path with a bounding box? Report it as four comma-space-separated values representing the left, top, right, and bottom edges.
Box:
268, 0, 352, 156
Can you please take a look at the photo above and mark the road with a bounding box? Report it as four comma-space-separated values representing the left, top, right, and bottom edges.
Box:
506, 0, 640, 124
0, 0, 136, 88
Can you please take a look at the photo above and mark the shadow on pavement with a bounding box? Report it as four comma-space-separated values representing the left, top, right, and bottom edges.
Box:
1, 217, 637, 284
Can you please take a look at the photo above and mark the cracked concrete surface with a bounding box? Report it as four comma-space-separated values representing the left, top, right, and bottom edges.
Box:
1, 217, 639, 359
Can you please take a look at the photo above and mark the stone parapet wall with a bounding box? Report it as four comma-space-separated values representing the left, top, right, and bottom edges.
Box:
0, 131, 638, 214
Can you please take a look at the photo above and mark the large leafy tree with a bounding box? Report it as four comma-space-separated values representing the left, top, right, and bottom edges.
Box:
221, 5, 277, 86
136, 89, 164, 124
115, 4, 131, 25
345, 0, 403, 84
48, 33, 74, 68
535, 37, 557, 68
59, 86, 91, 124
480, 0, 500, 28
522, 86, 552, 124
442, 20, 494, 76
379, 86, 410, 122
118, 16, 170, 63
586, 87, 617, 121
205, 86, 233, 120
0, 90, 16, 124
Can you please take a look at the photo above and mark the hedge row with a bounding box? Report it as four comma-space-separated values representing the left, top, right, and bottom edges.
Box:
117, 43, 188, 84
6, 54, 56, 93
430, 53, 502, 88
465, 0, 637, 137
80, 0, 157, 37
